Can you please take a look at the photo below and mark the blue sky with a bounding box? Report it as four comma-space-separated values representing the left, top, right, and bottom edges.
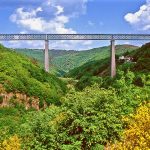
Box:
0, 0, 150, 49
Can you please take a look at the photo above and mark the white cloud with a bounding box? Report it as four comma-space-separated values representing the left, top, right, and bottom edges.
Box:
20, 30, 28, 34
51, 40, 93, 50
82, 40, 93, 45
10, 7, 76, 34
8, 0, 94, 49
7, 41, 21, 48
10, 7, 42, 21
5, 40, 44, 49
124, 0, 150, 30
88, 21, 95, 26
143, 25, 150, 30
55, 5, 64, 15
123, 41, 130, 45
40, 0, 90, 20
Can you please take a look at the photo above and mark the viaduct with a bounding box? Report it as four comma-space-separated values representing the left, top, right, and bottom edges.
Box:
0, 34, 150, 77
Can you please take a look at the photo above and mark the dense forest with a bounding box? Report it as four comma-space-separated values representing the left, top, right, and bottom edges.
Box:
0, 43, 150, 149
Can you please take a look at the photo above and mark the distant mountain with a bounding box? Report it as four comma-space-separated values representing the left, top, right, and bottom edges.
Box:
14, 44, 138, 74
54, 45, 138, 72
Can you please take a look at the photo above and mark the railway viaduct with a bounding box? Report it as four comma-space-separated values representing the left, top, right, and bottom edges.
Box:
0, 34, 150, 77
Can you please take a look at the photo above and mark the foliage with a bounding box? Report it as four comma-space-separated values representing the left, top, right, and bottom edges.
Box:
76, 75, 103, 90
0, 44, 67, 106
0, 135, 21, 150
66, 58, 109, 80
0, 106, 29, 140
17, 78, 150, 149
0, 43, 149, 149
17, 86, 124, 149
106, 101, 150, 149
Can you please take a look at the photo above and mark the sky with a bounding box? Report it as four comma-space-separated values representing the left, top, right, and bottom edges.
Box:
0, 0, 150, 50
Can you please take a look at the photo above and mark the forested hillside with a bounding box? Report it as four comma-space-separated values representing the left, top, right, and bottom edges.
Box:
0, 43, 149, 150
67, 42, 150, 90
0, 44, 67, 109
15, 44, 137, 73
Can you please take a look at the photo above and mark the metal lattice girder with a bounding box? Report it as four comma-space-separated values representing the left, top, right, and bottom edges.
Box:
0, 34, 46, 40
47, 34, 112, 40
113, 34, 150, 40
0, 34, 150, 40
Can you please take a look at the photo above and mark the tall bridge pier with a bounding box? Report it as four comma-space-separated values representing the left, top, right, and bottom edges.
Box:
43, 39, 117, 77
45, 39, 49, 72
110, 39, 116, 77
1, 34, 150, 77
43, 38, 117, 78
43, 38, 117, 77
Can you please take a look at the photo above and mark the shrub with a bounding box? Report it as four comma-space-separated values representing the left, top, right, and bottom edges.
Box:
19, 85, 124, 149
106, 101, 150, 149
0, 135, 21, 150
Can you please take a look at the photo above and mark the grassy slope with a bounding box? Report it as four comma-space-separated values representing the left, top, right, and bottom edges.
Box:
15, 45, 138, 73
0, 44, 67, 107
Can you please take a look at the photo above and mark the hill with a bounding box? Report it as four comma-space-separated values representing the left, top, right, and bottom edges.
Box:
66, 42, 150, 90
130, 42, 150, 73
53, 44, 138, 72
0, 43, 149, 150
0, 44, 67, 109
14, 44, 138, 73
67, 43, 150, 78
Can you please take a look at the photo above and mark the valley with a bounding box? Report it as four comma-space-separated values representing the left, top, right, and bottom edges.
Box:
1, 0, 150, 149
15, 44, 138, 74
0, 42, 149, 149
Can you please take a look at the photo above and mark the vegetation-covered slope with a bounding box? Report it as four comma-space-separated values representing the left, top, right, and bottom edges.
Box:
53, 44, 137, 72
0, 44, 66, 108
66, 58, 109, 79
15, 44, 137, 73
131, 42, 150, 73
0, 43, 149, 150
67, 42, 150, 90
1, 71, 149, 149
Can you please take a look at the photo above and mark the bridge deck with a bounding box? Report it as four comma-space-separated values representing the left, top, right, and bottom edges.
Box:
0, 34, 150, 40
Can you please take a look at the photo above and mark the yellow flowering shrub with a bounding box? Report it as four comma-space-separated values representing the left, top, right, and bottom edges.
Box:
0, 135, 21, 150
106, 101, 150, 150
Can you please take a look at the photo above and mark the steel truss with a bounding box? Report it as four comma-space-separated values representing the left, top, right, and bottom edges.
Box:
0, 34, 150, 40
